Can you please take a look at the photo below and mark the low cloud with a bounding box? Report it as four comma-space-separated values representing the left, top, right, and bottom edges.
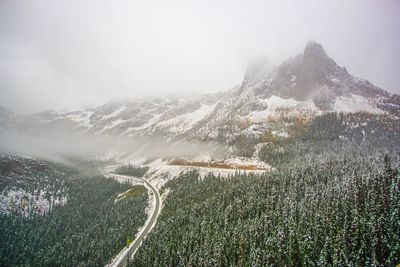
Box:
0, 130, 222, 164
0, 0, 399, 113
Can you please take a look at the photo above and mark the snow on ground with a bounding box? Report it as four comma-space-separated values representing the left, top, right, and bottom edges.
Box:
334, 94, 383, 114
121, 112, 164, 137
247, 96, 318, 122
109, 159, 194, 190
104, 155, 272, 192
261, 95, 315, 111
145, 159, 186, 189
96, 119, 126, 134
272, 130, 289, 138
143, 157, 272, 189
0, 188, 67, 217
147, 102, 217, 135
240, 124, 270, 137
103, 106, 126, 119
65, 111, 93, 128
224, 157, 271, 170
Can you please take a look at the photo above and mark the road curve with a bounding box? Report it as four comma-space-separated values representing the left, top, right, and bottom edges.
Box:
107, 173, 161, 267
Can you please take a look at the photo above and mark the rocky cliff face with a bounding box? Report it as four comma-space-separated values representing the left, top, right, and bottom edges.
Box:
240, 41, 394, 110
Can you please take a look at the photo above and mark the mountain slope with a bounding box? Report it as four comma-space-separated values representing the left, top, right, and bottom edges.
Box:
181, 41, 399, 141
0, 41, 398, 143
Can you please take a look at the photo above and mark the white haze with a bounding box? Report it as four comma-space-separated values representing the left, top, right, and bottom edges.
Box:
0, 0, 399, 114
0, 130, 222, 163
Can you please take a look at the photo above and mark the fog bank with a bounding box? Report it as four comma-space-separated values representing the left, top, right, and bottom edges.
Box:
1, 0, 399, 113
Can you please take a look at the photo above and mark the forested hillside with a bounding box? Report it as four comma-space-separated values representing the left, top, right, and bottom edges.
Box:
0, 157, 148, 266
115, 164, 149, 177
230, 112, 400, 166
132, 156, 399, 266
130, 112, 400, 266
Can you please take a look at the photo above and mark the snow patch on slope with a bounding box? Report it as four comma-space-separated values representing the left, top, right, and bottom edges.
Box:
97, 119, 126, 134
334, 94, 383, 114
156, 103, 217, 134
65, 111, 93, 128
246, 96, 318, 122
103, 106, 126, 119
144, 157, 272, 189
0, 188, 67, 217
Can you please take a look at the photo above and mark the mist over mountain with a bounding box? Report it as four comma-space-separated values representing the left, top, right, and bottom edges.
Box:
243, 41, 393, 104
0, 42, 398, 160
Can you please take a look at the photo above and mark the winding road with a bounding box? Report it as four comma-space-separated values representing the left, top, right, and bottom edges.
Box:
107, 173, 161, 267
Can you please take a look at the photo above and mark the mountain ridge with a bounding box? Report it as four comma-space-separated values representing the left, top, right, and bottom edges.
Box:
1, 41, 399, 143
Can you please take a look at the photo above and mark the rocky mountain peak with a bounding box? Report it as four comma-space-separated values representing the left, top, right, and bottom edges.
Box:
303, 41, 341, 78
303, 41, 329, 62
241, 41, 342, 97
265, 41, 344, 101
236, 41, 399, 112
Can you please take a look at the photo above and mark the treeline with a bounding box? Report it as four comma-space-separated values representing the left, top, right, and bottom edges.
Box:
254, 112, 400, 167
115, 164, 149, 177
131, 156, 400, 266
0, 155, 75, 201
197, 112, 399, 160
0, 158, 148, 266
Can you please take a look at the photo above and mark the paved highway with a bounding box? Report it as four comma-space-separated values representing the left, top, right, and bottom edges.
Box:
107, 173, 161, 267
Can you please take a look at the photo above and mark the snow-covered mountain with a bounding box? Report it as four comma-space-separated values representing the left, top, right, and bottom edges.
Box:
1, 41, 399, 142
181, 41, 400, 141
240, 41, 399, 112
0, 94, 224, 140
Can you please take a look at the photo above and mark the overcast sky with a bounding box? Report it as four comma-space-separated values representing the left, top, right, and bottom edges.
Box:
0, 0, 399, 114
